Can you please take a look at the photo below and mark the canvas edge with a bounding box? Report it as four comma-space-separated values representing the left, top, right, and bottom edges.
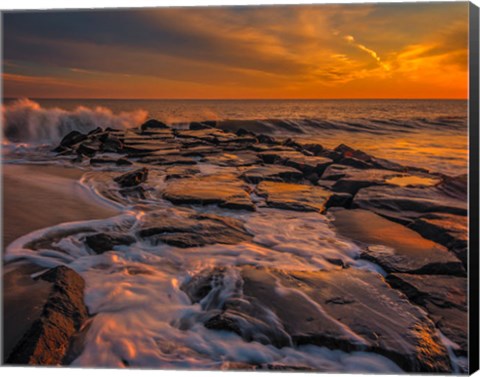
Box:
469, 1, 480, 375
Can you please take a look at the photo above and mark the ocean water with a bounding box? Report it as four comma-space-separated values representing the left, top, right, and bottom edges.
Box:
2, 98, 468, 175
1, 98, 468, 371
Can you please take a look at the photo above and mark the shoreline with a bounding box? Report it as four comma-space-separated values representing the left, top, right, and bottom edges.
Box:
2, 163, 119, 250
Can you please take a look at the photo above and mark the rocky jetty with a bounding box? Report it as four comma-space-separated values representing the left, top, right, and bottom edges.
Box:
40, 119, 471, 370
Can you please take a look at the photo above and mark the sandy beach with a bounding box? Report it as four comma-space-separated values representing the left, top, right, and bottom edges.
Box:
2, 164, 118, 249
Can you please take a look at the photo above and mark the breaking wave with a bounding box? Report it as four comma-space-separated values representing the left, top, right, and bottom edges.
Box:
2, 98, 148, 144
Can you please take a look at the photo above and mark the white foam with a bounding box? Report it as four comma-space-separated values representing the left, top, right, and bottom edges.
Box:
2, 98, 147, 144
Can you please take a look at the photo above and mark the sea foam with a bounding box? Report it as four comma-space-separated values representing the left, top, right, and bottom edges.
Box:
2, 98, 147, 144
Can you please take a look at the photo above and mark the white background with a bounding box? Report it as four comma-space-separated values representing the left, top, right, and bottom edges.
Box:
0, 1, 479, 377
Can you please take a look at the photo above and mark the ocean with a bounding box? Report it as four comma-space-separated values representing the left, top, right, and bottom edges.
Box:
2, 98, 468, 175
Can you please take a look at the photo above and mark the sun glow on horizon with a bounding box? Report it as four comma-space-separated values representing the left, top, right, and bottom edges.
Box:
2, 3, 469, 100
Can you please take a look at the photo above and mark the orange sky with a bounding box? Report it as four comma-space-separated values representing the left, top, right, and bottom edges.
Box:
2, 2, 469, 99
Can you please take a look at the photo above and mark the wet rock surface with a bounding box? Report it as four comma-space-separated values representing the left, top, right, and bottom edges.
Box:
138, 209, 252, 247
331, 208, 464, 275
6, 265, 88, 365
353, 178, 467, 224
182, 266, 452, 373
241, 165, 303, 183
386, 273, 467, 356
256, 181, 331, 212
163, 174, 255, 211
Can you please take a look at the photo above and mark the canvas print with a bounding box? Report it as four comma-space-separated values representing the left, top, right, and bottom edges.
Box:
1, 1, 478, 374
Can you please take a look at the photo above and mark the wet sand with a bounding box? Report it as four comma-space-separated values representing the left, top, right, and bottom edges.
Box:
2, 164, 119, 249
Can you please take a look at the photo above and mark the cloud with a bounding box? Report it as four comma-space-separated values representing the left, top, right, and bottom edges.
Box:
2, 2, 469, 98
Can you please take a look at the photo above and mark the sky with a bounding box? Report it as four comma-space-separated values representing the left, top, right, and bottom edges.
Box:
2, 2, 470, 99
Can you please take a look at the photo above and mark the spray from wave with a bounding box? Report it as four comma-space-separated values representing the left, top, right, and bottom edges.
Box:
2, 98, 148, 144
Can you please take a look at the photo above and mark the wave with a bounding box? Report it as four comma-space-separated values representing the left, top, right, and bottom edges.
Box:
216, 116, 467, 136
2, 98, 148, 144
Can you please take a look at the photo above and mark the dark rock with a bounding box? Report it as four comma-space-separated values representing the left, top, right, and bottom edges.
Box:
256, 134, 277, 145
301, 143, 324, 155
256, 181, 331, 212
331, 208, 465, 275
116, 158, 133, 166
235, 128, 255, 137
259, 151, 332, 176
334, 144, 406, 171
90, 158, 117, 165
77, 143, 98, 158
387, 273, 467, 356
138, 210, 252, 247
140, 119, 169, 131
324, 192, 353, 209
100, 136, 123, 153
59, 131, 87, 148
114, 168, 148, 188
6, 266, 88, 366
282, 138, 303, 150
189, 122, 213, 130
241, 165, 303, 184
85, 233, 136, 254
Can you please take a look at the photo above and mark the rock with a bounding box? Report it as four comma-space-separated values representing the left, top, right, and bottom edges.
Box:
353, 184, 467, 224
320, 165, 397, 194
256, 134, 277, 145
140, 119, 169, 131
189, 122, 213, 130
202, 152, 261, 167
331, 208, 464, 275
182, 266, 452, 373
87, 127, 103, 136
301, 143, 324, 155
410, 214, 467, 265
116, 158, 133, 166
334, 144, 405, 171
259, 151, 332, 176
123, 144, 164, 157
235, 128, 255, 137
85, 233, 136, 254
282, 138, 304, 150
59, 131, 87, 148
100, 136, 123, 153
138, 210, 252, 247
387, 273, 467, 356
256, 181, 331, 212
6, 266, 88, 365
113, 168, 148, 187
324, 192, 353, 209
165, 166, 200, 180
90, 158, 117, 165
163, 174, 254, 211
139, 155, 197, 166
77, 143, 98, 158
241, 165, 303, 184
